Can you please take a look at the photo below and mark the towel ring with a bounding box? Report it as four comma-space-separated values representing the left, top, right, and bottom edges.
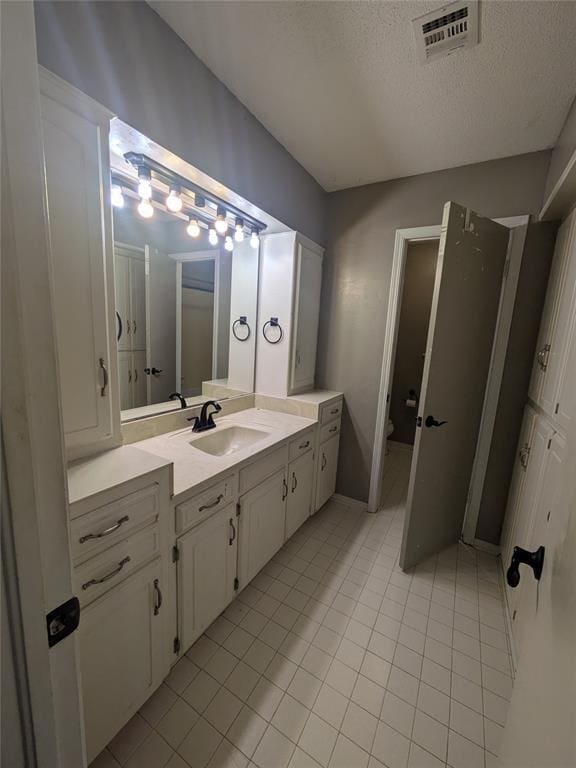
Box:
232, 316, 251, 342
262, 317, 283, 344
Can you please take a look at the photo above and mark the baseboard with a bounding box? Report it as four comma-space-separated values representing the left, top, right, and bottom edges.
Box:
331, 493, 367, 512
387, 440, 414, 453
473, 538, 501, 555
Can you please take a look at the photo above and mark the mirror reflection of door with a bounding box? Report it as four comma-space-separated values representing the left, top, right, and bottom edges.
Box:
180, 260, 215, 397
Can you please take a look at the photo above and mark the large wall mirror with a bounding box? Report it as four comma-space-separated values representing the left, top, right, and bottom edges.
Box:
112, 153, 261, 421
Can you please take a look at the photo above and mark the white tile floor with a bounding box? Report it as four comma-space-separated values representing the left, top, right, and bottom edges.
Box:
93, 446, 513, 768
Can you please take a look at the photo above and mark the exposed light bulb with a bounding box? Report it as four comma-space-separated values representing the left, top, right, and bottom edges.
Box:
137, 198, 154, 218
234, 218, 245, 242
166, 186, 182, 213
137, 166, 152, 199
224, 235, 234, 252
208, 227, 218, 246
215, 206, 228, 235
186, 217, 201, 238
111, 184, 124, 208
250, 229, 260, 249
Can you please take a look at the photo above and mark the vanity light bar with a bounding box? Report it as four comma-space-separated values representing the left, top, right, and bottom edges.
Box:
123, 152, 266, 236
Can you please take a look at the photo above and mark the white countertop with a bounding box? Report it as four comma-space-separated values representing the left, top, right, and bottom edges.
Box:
136, 407, 316, 501
67, 445, 172, 505
288, 390, 342, 405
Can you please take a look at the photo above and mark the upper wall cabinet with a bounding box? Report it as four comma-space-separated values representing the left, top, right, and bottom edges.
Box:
255, 232, 323, 397
528, 208, 576, 433
39, 69, 120, 458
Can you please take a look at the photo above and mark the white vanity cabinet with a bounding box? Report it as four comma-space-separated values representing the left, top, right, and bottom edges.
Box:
255, 232, 323, 397
39, 68, 120, 458
177, 503, 238, 651
316, 434, 340, 510
80, 558, 165, 763
68, 464, 172, 764
238, 469, 288, 587
286, 449, 315, 539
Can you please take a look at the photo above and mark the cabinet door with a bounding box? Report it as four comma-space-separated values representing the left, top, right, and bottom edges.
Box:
114, 252, 131, 351
130, 256, 147, 351
178, 504, 238, 651
528, 212, 575, 411
79, 558, 165, 764
238, 470, 287, 587
315, 435, 339, 511
510, 430, 565, 659
117, 351, 133, 411
286, 451, 314, 540
502, 414, 553, 650
40, 90, 116, 451
290, 244, 322, 393
132, 350, 148, 408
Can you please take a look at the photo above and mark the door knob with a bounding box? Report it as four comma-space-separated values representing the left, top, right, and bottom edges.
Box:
425, 415, 447, 428
151, 367, 162, 375
506, 545, 545, 588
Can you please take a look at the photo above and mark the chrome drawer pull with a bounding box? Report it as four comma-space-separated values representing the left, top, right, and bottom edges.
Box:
229, 518, 237, 546
292, 472, 298, 492
282, 478, 288, 501
199, 494, 224, 512
153, 579, 163, 615
329, 425, 338, 433
321, 453, 327, 471
79, 515, 130, 543
298, 440, 310, 449
82, 556, 131, 590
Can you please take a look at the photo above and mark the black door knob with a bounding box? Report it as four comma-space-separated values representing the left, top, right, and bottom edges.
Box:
506, 545, 545, 588
151, 367, 163, 375
425, 415, 447, 428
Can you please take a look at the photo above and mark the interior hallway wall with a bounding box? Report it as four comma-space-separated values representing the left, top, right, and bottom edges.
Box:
389, 240, 437, 446
34, 0, 326, 244
317, 150, 552, 502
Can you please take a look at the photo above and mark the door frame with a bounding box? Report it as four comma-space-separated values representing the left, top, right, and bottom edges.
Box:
173, 250, 221, 392
2, 2, 85, 765
368, 215, 530, 527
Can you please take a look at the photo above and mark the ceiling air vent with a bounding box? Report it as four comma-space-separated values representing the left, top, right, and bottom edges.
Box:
412, 1, 479, 64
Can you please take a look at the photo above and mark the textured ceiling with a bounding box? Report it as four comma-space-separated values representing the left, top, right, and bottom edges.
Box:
150, 1, 576, 192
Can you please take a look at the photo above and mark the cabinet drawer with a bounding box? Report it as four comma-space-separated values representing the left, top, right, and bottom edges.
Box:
70, 483, 160, 564
320, 400, 342, 425
74, 523, 160, 607
289, 428, 315, 462
239, 444, 288, 494
176, 474, 238, 534
320, 418, 341, 444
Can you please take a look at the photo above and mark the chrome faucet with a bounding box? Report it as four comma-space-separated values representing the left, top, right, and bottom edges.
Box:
187, 400, 222, 432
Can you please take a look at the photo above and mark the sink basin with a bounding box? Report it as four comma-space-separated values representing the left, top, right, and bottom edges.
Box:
189, 425, 269, 457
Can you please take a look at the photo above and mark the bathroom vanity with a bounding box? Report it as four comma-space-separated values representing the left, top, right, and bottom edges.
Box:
38, 67, 343, 762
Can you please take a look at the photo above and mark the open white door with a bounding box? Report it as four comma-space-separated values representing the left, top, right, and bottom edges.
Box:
400, 202, 509, 569
2, 3, 85, 765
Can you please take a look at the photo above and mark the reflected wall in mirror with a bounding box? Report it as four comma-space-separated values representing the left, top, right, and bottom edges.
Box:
113, 201, 259, 419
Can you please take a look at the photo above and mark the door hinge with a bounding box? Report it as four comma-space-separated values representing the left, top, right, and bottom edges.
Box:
236, 502, 241, 518
234, 577, 239, 591
173, 636, 181, 654
415, 416, 422, 428
46, 596, 80, 648
172, 544, 180, 563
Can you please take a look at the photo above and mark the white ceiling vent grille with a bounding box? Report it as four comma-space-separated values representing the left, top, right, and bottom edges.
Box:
413, 1, 479, 64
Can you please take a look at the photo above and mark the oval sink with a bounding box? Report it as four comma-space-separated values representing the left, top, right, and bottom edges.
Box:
189, 425, 269, 456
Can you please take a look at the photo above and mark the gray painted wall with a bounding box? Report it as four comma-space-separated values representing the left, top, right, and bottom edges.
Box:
545, 95, 576, 202
317, 151, 552, 502
476, 221, 558, 544
34, 1, 326, 244
389, 241, 437, 446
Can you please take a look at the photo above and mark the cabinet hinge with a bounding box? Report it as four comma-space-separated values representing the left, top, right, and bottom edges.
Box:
234, 577, 239, 591
172, 545, 179, 563
547, 438, 552, 450
173, 636, 181, 654
236, 502, 241, 518
512, 610, 517, 621
554, 402, 559, 415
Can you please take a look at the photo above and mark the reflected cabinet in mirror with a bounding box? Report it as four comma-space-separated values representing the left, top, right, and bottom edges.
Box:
113, 203, 259, 420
